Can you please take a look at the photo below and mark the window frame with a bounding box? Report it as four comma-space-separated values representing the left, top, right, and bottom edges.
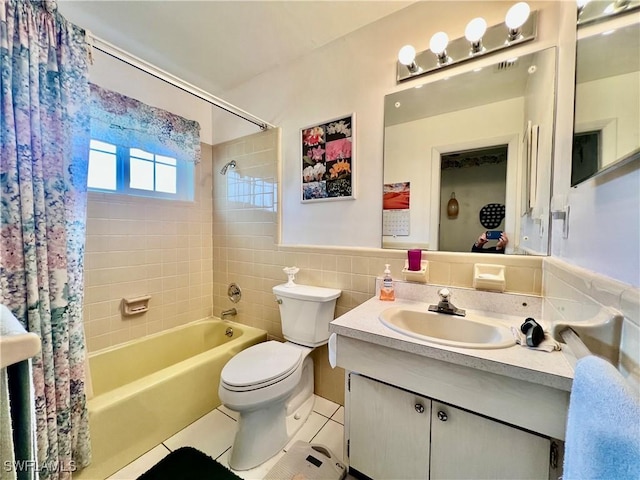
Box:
88, 139, 194, 201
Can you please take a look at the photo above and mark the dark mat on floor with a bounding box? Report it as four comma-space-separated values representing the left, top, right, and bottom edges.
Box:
137, 446, 243, 480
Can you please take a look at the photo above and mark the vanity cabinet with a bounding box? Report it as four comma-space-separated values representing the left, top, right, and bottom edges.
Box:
348, 373, 552, 480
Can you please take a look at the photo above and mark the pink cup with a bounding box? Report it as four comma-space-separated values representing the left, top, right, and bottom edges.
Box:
408, 249, 422, 271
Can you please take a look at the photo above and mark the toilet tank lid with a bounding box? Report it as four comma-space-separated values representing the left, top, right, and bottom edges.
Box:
273, 284, 341, 301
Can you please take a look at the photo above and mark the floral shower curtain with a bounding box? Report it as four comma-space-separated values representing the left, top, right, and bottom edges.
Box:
0, 1, 91, 478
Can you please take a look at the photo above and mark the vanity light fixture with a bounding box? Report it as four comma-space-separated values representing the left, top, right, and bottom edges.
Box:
465, 17, 488, 53
505, 2, 531, 41
398, 45, 419, 73
396, 2, 537, 82
429, 32, 450, 64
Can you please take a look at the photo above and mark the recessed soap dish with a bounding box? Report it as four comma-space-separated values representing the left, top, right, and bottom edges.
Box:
473, 264, 506, 292
122, 295, 151, 316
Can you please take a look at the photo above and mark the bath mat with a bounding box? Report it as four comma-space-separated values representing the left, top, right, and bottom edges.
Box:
137, 446, 242, 480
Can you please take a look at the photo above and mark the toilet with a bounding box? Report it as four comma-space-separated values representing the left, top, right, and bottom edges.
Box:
218, 283, 341, 471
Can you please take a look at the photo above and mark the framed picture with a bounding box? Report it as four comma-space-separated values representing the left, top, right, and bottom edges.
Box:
301, 113, 355, 202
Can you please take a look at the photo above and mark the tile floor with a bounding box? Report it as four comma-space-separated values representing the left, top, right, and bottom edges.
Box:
107, 395, 346, 480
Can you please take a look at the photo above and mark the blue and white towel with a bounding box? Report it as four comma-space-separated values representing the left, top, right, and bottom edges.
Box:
564, 355, 640, 479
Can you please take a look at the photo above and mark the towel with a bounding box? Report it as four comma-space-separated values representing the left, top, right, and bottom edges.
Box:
0, 305, 24, 336
510, 327, 561, 352
564, 355, 640, 479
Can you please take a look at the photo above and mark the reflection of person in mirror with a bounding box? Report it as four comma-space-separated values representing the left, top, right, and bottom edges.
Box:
472, 232, 508, 253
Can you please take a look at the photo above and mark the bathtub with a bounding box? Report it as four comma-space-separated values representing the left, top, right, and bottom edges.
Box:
74, 318, 267, 479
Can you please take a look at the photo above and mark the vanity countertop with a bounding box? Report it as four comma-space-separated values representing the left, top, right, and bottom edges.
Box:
329, 296, 575, 392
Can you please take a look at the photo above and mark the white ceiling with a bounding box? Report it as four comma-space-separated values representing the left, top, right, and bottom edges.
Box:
58, 0, 414, 95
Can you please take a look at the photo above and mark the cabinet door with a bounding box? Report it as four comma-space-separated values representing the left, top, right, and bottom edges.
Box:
349, 374, 430, 480
430, 401, 550, 479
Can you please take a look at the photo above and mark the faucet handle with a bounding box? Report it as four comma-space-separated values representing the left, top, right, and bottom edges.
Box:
438, 288, 451, 301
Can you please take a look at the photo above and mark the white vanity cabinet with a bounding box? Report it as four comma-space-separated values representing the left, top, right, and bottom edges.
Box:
348, 373, 553, 479
349, 373, 431, 479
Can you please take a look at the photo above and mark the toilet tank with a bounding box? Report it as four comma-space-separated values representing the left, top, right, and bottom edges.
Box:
273, 284, 341, 347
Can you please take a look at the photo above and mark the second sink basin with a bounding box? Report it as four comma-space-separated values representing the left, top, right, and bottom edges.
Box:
379, 306, 515, 349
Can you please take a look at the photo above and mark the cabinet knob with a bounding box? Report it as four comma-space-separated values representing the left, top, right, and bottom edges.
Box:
437, 410, 448, 422
414, 403, 425, 414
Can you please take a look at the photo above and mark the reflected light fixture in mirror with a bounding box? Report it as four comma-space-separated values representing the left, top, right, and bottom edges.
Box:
396, 2, 537, 82
577, 0, 640, 25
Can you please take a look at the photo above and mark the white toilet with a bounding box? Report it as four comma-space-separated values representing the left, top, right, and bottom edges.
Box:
218, 283, 341, 471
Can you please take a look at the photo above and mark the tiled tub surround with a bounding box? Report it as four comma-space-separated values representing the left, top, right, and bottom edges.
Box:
83, 144, 214, 351
543, 257, 640, 389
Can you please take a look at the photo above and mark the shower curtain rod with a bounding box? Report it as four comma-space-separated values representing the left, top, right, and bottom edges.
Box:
88, 34, 276, 131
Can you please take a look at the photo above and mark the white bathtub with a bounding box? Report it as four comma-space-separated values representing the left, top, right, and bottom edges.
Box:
74, 318, 266, 479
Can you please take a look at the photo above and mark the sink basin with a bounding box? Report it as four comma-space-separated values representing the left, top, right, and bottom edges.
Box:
379, 306, 515, 349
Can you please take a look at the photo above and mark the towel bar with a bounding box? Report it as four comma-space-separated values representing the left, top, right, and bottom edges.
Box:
559, 328, 591, 360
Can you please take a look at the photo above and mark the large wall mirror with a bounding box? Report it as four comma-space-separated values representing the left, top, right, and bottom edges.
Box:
382, 47, 556, 255
572, 14, 639, 186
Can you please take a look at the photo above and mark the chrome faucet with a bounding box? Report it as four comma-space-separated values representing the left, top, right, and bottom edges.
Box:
428, 288, 466, 317
221, 308, 237, 319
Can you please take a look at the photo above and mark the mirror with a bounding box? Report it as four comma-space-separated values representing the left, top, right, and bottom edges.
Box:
383, 47, 557, 255
572, 17, 639, 186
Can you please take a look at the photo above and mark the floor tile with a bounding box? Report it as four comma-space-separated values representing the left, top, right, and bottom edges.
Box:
311, 419, 344, 463
313, 395, 340, 418
331, 406, 344, 425
163, 409, 237, 460
218, 404, 240, 421
217, 448, 286, 480
107, 444, 171, 479
284, 412, 329, 452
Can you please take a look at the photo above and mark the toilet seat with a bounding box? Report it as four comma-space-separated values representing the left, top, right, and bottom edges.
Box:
221, 341, 303, 392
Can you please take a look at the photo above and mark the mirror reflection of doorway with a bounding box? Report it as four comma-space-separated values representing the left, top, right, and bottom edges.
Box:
439, 145, 508, 252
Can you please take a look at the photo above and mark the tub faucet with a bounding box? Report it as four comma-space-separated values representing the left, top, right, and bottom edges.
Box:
221, 308, 237, 319
428, 288, 466, 317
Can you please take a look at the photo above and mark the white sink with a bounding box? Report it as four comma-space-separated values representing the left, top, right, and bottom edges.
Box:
379, 306, 515, 349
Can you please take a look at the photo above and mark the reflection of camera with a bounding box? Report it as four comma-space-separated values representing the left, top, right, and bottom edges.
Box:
486, 230, 502, 240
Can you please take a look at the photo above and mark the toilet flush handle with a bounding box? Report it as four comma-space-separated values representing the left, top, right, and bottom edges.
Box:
276, 298, 282, 304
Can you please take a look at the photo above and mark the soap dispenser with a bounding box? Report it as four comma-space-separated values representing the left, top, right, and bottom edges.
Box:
380, 264, 395, 301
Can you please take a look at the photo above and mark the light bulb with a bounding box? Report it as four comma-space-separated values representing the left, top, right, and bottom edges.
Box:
465, 17, 487, 43
505, 2, 531, 30
398, 45, 416, 66
429, 32, 449, 55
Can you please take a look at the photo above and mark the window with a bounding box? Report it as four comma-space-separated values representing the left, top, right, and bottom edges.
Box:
88, 139, 194, 201
88, 83, 201, 201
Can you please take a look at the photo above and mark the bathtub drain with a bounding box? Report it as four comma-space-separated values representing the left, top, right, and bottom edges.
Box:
225, 327, 233, 337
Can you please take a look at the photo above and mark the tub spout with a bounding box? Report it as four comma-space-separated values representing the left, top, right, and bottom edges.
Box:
221, 308, 237, 319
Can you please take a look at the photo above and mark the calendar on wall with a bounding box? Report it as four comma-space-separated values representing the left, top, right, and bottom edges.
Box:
383, 209, 410, 236
382, 182, 411, 236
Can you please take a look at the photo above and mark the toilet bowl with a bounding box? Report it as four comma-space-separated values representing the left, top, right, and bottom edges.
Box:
218, 283, 341, 471
219, 341, 314, 470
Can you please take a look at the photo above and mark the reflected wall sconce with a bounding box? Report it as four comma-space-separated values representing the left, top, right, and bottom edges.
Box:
396, 2, 537, 82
